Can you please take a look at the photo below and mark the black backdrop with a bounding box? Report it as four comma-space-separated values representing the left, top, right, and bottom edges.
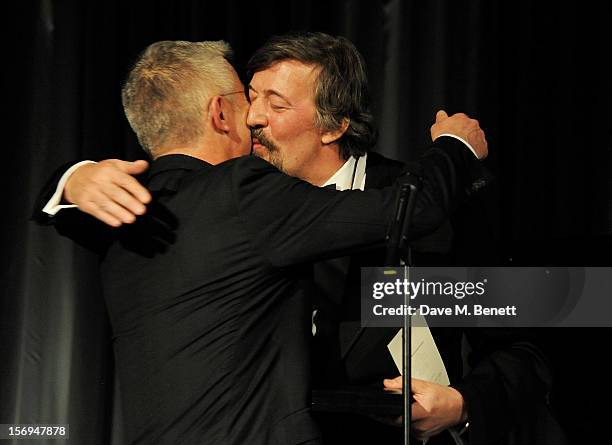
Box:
2, 1, 612, 444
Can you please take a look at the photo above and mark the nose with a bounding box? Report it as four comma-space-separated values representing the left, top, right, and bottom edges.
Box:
246, 98, 268, 129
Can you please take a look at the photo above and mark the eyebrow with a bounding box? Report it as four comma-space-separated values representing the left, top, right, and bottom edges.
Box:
248, 85, 292, 105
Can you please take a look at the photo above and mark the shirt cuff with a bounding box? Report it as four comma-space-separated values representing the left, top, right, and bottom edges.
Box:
437, 134, 480, 159
42, 160, 97, 216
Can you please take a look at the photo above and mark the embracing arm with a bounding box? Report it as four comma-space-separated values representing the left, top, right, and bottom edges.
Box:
33, 159, 151, 227
233, 133, 489, 268
32, 159, 151, 254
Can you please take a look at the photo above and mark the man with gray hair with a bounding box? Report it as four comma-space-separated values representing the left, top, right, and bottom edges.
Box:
122, 40, 246, 159
36, 37, 489, 444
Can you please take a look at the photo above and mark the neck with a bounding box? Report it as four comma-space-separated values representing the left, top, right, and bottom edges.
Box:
301, 146, 346, 186
154, 136, 232, 165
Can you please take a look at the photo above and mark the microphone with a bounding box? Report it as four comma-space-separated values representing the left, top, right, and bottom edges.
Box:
385, 173, 421, 266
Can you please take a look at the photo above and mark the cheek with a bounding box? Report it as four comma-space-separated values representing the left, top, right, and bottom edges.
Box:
270, 107, 317, 137
242, 126, 251, 143
267, 114, 294, 142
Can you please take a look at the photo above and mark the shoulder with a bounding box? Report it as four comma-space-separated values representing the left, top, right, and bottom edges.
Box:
367, 151, 405, 169
365, 151, 406, 188
218, 155, 309, 200
184, 155, 281, 189
221, 154, 277, 169
217, 155, 282, 180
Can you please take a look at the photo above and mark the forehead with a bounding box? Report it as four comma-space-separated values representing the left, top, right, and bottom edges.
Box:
250, 60, 319, 98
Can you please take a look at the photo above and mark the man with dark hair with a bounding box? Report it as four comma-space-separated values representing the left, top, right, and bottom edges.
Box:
247, 32, 377, 162
243, 32, 559, 445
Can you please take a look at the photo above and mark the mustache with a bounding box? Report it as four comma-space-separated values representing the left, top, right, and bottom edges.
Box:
251, 128, 278, 152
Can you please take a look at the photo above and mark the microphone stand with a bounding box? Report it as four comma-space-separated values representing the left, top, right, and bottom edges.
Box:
385, 174, 420, 445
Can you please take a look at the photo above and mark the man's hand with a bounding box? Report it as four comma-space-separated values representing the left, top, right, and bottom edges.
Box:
431, 109, 488, 159
384, 376, 467, 440
64, 159, 151, 227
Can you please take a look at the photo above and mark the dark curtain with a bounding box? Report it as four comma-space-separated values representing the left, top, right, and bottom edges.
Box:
2, 1, 611, 443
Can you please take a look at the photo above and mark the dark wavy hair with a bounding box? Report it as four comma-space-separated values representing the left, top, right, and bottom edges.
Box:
247, 32, 377, 159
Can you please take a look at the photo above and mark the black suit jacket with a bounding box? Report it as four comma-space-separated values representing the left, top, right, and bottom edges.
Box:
312, 152, 458, 388
35, 138, 487, 445
312, 152, 568, 445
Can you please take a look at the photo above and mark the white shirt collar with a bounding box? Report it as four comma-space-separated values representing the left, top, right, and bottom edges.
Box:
321, 153, 368, 191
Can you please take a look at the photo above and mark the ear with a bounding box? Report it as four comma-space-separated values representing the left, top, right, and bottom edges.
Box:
321, 117, 350, 145
210, 95, 231, 133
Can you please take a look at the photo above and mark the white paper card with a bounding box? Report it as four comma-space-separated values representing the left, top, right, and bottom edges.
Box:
387, 314, 450, 386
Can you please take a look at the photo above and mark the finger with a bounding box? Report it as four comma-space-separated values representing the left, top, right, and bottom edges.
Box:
467, 128, 484, 141
384, 376, 403, 389
113, 174, 152, 205
81, 205, 123, 228
104, 185, 148, 216
435, 110, 448, 123
109, 159, 150, 175
468, 129, 488, 159
103, 201, 137, 224
90, 195, 138, 225
128, 159, 150, 174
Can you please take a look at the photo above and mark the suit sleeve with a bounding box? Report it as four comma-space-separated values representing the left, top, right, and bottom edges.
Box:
232, 136, 489, 268
32, 161, 115, 254
32, 161, 77, 224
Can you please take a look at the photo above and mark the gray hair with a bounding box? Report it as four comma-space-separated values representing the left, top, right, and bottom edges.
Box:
122, 40, 234, 157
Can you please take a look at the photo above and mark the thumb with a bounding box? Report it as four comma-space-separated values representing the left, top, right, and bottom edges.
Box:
383, 376, 403, 389
435, 109, 448, 123
118, 159, 149, 175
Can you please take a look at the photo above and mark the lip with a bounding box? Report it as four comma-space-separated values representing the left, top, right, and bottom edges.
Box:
252, 138, 264, 150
